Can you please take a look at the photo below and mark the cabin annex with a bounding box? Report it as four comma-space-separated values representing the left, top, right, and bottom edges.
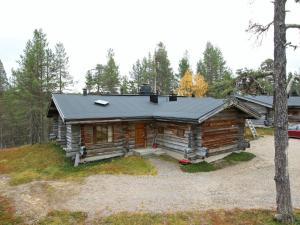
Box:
47, 94, 260, 164
236, 95, 300, 125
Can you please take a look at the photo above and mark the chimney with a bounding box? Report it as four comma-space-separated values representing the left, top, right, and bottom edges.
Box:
169, 95, 177, 101
150, 94, 158, 103
169, 91, 177, 101
83, 88, 87, 96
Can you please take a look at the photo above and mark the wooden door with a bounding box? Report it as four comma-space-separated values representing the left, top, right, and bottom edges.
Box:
135, 123, 146, 148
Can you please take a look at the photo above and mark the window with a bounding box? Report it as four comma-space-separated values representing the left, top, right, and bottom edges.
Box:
177, 129, 185, 137
95, 125, 112, 143
158, 127, 164, 134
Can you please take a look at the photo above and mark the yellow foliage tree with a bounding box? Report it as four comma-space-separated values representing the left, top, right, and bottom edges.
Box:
177, 70, 193, 96
177, 70, 208, 97
193, 74, 208, 97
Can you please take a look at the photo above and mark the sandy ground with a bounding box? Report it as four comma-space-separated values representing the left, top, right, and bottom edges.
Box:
1, 136, 300, 222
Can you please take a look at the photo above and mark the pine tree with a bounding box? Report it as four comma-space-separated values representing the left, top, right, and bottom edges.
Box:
54, 43, 72, 93
196, 42, 228, 85
208, 73, 235, 98
102, 49, 120, 94
130, 59, 143, 91
130, 53, 156, 93
120, 76, 131, 94
45, 49, 57, 94
0, 60, 8, 94
154, 42, 175, 94
85, 70, 94, 94
94, 64, 105, 94
178, 51, 190, 79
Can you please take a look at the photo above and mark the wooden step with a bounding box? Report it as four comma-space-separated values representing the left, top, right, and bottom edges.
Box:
80, 151, 125, 163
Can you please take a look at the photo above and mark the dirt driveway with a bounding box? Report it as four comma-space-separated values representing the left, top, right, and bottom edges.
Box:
1, 136, 300, 222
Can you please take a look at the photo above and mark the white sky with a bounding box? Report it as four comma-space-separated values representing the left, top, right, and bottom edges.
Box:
1, 0, 300, 92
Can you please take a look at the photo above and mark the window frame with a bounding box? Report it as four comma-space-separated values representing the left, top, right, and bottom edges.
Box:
93, 124, 113, 144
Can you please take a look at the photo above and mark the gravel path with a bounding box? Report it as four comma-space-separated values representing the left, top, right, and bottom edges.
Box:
1, 136, 300, 221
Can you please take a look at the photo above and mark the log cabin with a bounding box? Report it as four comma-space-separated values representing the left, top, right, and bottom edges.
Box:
236, 95, 300, 126
47, 93, 260, 164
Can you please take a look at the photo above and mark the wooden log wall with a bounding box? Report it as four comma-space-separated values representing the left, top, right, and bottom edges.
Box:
288, 108, 300, 123
200, 108, 247, 155
151, 122, 191, 153
80, 122, 136, 156
239, 101, 269, 125
66, 124, 81, 157
191, 125, 202, 152
49, 115, 58, 140
57, 116, 66, 147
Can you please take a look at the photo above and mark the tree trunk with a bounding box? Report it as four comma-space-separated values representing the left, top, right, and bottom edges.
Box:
273, 0, 294, 223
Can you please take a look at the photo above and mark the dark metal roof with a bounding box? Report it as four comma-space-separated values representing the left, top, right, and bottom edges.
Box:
50, 94, 260, 123
236, 95, 300, 108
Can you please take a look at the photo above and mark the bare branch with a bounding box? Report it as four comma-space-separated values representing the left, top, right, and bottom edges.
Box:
247, 21, 273, 35
286, 24, 300, 30
285, 42, 299, 50
246, 21, 273, 44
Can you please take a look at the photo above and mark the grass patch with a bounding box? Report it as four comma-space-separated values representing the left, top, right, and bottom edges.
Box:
94, 209, 300, 225
0, 195, 23, 225
37, 210, 87, 225
0, 144, 157, 185
181, 152, 255, 173
245, 127, 274, 140
180, 161, 216, 173
223, 151, 256, 162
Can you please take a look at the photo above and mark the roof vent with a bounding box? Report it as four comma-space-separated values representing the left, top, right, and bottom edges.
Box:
150, 94, 158, 104
94, 100, 109, 106
83, 88, 87, 96
169, 94, 177, 101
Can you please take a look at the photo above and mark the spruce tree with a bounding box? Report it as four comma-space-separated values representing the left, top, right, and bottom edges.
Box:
130, 59, 143, 91
54, 43, 72, 93
154, 42, 175, 94
196, 42, 228, 85
94, 64, 105, 94
102, 49, 120, 94
85, 70, 94, 93
178, 51, 190, 79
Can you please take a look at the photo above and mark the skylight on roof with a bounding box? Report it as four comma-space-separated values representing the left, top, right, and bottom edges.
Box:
94, 100, 109, 106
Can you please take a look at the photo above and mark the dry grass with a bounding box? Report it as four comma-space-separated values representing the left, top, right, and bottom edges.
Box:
36, 210, 87, 225
94, 209, 300, 225
0, 195, 23, 225
245, 127, 274, 140
1, 196, 299, 225
0, 144, 157, 185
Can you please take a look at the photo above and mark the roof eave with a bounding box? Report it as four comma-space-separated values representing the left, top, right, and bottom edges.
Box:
236, 95, 273, 108
51, 94, 66, 122
198, 98, 261, 124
